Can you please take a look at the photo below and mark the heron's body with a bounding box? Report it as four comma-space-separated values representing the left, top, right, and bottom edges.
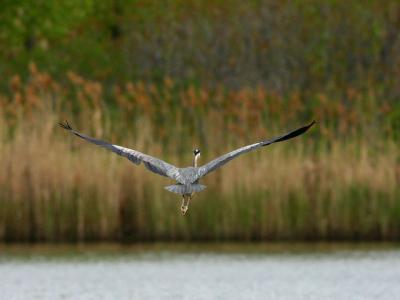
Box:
59, 121, 315, 215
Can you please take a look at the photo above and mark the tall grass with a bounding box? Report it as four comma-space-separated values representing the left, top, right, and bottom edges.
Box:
0, 65, 399, 242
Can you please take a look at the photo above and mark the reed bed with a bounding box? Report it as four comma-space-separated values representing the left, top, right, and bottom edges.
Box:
0, 66, 399, 242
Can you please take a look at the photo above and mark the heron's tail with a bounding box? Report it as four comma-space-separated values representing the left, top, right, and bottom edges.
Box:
164, 184, 206, 195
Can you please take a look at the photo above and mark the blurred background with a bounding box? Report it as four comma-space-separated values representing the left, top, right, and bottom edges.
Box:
0, 0, 399, 243
2, 2, 400, 299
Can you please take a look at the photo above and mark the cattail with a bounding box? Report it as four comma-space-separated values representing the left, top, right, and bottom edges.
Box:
13, 92, 22, 105
164, 77, 173, 89
10, 75, 21, 92
37, 72, 53, 89
28, 62, 38, 76
25, 85, 39, 108
380, 101, 391, 114
67, 71, 84, 86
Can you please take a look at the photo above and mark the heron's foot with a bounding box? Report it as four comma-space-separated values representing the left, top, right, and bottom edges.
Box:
181, 204, 189, 215
180, 196, 191, 215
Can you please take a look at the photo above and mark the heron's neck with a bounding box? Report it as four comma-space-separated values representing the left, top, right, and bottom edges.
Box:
193, 154, 200, 167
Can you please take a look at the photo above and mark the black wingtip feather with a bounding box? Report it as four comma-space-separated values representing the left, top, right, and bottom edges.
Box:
58, 120, 73, 131
271, 120, 316, 144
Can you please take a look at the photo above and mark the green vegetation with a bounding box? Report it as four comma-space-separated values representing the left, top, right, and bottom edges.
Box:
0, 1, 399, 242
1, 1, 400, 98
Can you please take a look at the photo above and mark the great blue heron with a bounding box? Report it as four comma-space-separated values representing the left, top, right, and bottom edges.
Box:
59, 121, 315, 215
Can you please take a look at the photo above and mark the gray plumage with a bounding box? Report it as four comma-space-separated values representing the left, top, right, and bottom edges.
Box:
59, 121, 315, 200
59, 121, 185, 183
165, 184, 207, 195
197, 121, 315, 178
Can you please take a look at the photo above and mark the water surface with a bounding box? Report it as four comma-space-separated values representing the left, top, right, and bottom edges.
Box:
0, 243, 399, 300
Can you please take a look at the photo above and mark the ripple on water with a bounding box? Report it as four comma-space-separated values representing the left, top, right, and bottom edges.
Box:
0, 245, 399, 300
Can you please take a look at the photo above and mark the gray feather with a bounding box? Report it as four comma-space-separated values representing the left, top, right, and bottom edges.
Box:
164, 184, 207, 195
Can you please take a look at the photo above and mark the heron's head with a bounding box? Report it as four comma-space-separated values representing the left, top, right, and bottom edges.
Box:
193, 148, 201, 157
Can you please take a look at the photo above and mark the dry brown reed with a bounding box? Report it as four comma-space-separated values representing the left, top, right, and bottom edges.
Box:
0, 66, 399, 242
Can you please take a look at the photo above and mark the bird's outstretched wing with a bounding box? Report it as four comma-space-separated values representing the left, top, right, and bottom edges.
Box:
59, 121, 183, 183
196, 121, 315, 179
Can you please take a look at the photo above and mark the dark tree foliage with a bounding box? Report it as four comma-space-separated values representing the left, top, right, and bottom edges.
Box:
1, 0, 400, 100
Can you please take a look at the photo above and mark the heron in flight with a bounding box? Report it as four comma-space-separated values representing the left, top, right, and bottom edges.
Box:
59, 121, 315, 215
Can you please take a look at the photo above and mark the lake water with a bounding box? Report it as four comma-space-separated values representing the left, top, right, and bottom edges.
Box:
0, 244, 399, 300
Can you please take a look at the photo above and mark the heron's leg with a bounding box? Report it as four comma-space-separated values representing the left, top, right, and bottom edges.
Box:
181, 195, 191, 215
